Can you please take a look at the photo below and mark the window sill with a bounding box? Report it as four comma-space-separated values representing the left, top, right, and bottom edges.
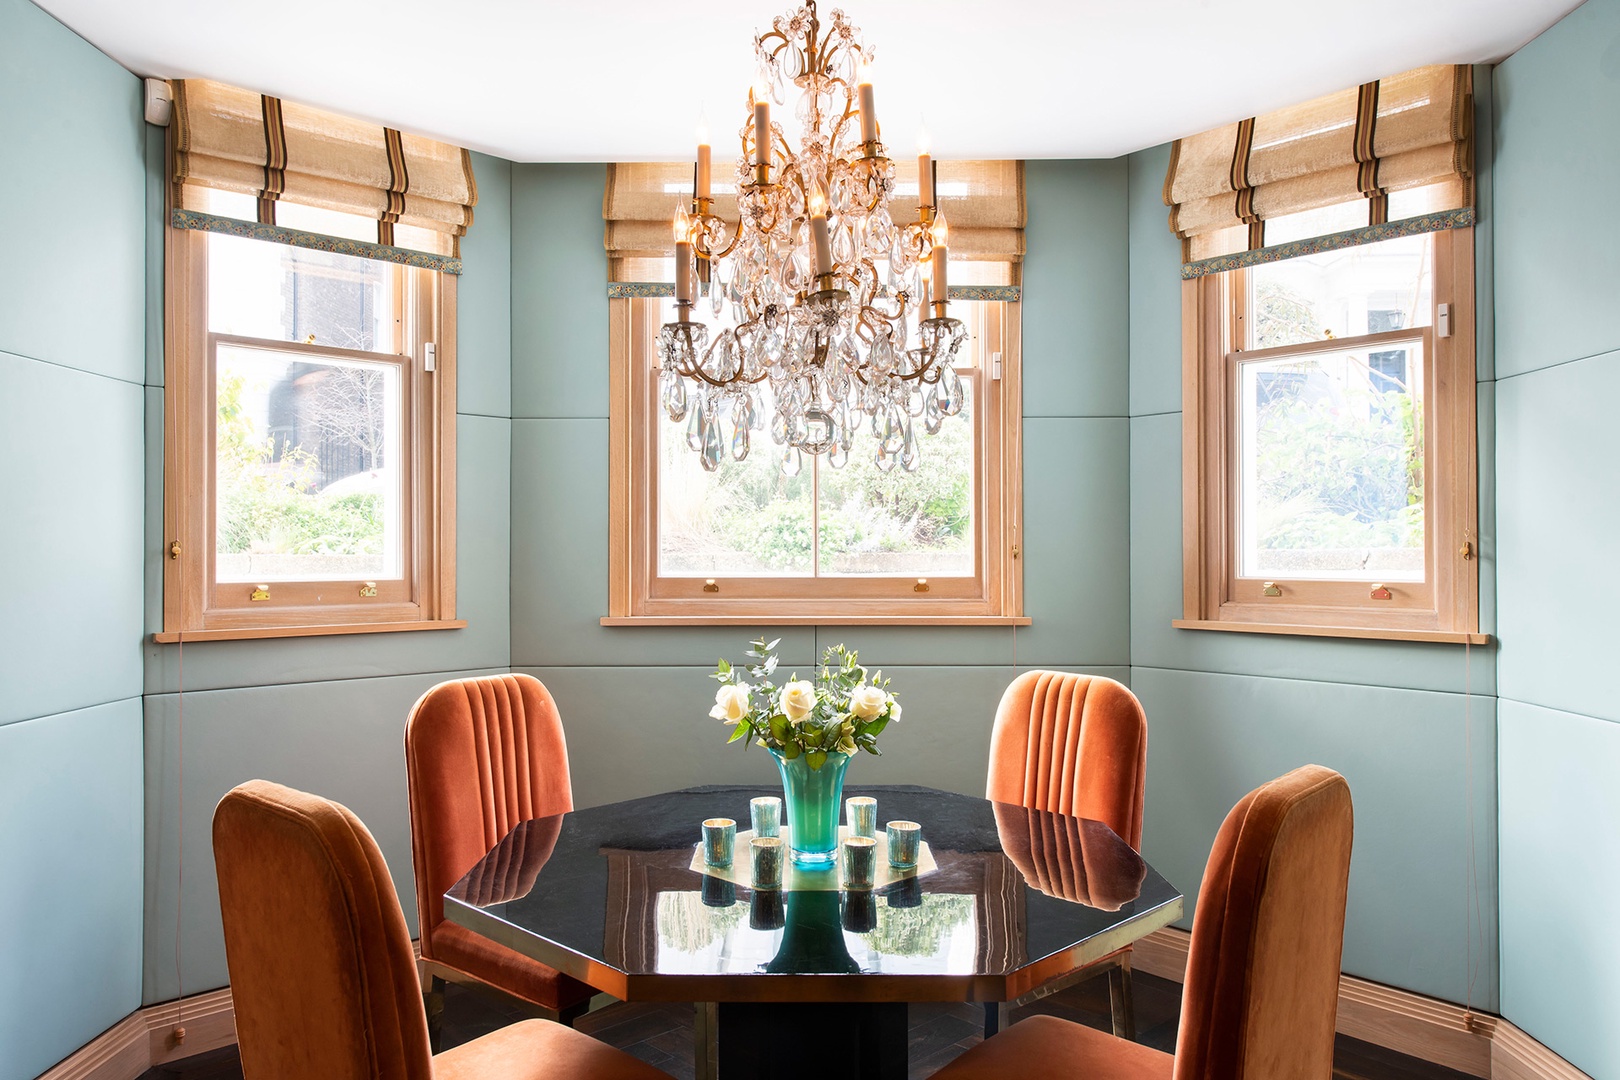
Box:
151, 619, 467, 644
601, 615, 1032, 627
1172, 619, 1491, 646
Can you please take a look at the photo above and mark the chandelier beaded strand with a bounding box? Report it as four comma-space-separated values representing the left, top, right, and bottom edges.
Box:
659, 1, 968, 475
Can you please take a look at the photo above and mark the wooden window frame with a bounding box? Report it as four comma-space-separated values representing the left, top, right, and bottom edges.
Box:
605, 296, 1026, 626
1177, 226, 1486, 645
157, 224, 461, 643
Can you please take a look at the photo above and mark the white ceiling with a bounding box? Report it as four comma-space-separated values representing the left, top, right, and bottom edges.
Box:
37, 0, 1579, 162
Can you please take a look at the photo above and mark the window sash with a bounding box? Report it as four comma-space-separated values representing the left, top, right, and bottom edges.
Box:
1180, 228, 1479, 641
607, 297, 1025, 624
160, 225, 458, 640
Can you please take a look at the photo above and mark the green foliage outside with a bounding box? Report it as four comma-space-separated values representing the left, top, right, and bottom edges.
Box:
1249, 283, 1423, 554
215, 373, 384, 557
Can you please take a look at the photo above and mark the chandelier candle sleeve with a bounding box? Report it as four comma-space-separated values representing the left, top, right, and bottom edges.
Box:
674, 208, 693, 309
857, 60, 878, 145
696, 121, 711, 200
753, 90, 771, 170
918, 152, 934, 207
809, 190, 832, 278
930, 213, 949, 306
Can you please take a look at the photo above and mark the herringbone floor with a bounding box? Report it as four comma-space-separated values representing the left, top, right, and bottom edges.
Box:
138, 971, 1475, 1080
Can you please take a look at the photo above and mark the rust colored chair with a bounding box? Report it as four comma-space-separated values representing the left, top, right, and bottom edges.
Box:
212, 780, 672, 1080
934, 765, 1355, 1080
405, 674, 595, 1046
987, 671, 1148, 1036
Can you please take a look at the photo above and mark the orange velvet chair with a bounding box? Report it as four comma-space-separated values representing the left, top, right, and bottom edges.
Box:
933, 764, 1355, 1080
405, 675, 595, 1044
212, 779, 672, 1080
987, 671, 1148, 1036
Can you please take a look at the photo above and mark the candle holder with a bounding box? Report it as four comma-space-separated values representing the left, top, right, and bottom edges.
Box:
701, 875, 737, 907
751, 836, 785, 890
842, 889, 878, 932
702, 818, 736, 867
845, 796, 877, 839
886, 820, 921, 869
751, 796, 783, 838
750, 888, 786, 931
842, 835, 877, 890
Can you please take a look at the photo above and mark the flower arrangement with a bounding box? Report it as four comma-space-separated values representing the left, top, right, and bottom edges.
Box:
710, 638, 901, 770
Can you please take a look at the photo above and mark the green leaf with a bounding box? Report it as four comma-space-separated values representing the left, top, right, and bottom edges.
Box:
726, 723, 748, 744
718, 658, 732, 674
865, 716, 891, 738
769, 714, 792, 743
765, 637, 781, 651
780, 742, 802, 760
806, 749, 827, 771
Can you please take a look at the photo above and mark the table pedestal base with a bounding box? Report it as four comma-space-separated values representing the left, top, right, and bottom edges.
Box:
711, 1001, 907, 1079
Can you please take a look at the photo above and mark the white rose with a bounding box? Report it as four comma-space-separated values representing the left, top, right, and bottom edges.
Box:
780, 680, 817, 723
709, 682, 752, 724
849, 684, 888, 720
887, 695, 902, 723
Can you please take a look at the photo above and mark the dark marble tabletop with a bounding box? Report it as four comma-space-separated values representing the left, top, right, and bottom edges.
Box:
444, 785, 1183, 1003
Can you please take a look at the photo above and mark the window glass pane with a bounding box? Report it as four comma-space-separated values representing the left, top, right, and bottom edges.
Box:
207, 232, 394, 351
1237, 342, 1425, 582
274, 201, 380, 243
215, 343, 403, 582
818, 379, 973, 577
657, 394, 816, 575
1249, 233, 1432, 350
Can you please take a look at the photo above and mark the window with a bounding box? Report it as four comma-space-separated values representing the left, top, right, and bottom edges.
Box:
1179, 227, 1482, 643
606, 295, 1023, 625
159, 224, 459, 641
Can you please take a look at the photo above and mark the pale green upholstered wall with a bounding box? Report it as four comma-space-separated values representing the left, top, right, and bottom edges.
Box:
507, 159, 1133, 807
1494, 0, 1620, 1073
138, 151, 517, 1002
0, 1, 146, 1076
1123, 69, 1502, 1005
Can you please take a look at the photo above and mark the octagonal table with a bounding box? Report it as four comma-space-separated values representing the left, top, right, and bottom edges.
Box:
444, 785, 1182, 1079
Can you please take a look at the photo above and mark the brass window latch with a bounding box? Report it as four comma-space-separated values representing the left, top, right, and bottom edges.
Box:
914, 578, 930, 592
249, 585, 270, 602
169, 540, 182, 560
1460, 541, 1474, 561
703, 579, 720, 593
1370, 584, 1393, 600
359, 582, 378, 598
1261, 582, 1282, 597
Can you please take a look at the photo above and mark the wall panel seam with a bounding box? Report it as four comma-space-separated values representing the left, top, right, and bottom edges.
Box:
1495, 695, 1616, 726
1130, 663, 1499, 697
140, 665, 510, 699
1493, 346, 1620, 384
2, 693, 144, 730
2, 348, 146, 389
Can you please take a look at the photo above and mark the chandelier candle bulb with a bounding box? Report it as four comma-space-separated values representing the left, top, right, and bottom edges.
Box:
857, 60, 878, 145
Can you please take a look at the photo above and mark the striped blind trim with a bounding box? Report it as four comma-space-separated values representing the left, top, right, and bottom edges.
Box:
1165, 65, 1472, 268
171, 209, 464, 274
171, 79, 477, 260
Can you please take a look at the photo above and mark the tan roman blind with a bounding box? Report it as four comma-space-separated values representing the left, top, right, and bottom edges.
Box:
1164, 65, 1473, 275
604, 159, 1024, 281
170, 79, 477, 266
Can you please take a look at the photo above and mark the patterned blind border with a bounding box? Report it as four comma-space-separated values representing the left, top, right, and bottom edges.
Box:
171, 208, 463, 275
607, 282, 1020, 301
1181, 207, 1474, 280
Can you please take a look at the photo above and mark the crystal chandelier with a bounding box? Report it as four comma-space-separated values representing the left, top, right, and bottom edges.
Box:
660, 1, 967, 476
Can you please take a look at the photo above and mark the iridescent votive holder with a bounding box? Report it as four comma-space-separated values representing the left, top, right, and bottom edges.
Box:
701, 875, 736, 908
750, 796, 783, 838
845, 796, 878, 839
842, 835, 877, 890
886, 820, 921, 869
702, 817, 736, 867
751, 836, 784, 890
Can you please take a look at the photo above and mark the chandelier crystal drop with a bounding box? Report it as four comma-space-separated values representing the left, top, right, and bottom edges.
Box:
660, 1, 967, 474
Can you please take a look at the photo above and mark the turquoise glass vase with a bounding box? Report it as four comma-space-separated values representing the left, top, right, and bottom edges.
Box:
770, 748, 851, 867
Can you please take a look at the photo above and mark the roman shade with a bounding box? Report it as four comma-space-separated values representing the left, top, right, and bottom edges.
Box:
170, 79, 477, 271
603, 158, 1025, 282
1165, 65, 1473, 276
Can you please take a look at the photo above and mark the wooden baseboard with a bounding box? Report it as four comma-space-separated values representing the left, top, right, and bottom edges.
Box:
1131, 928, 1590, 1080
37, 932, 1593, 1080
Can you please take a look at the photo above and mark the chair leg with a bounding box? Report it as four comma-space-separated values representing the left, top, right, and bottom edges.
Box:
695, 1002, 719, 1080
982, 1000, 1013, 1039
424, 974, 446, 1053
556, 999, 591, 1028
1108, 960, 1136, 1041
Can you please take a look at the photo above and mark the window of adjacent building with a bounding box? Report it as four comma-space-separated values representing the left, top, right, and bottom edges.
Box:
1180, 228, 1481, 642
606, 294, 1024, 625
160, 222, 459, 641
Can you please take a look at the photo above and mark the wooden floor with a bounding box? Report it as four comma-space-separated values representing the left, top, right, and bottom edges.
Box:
138, 971, 1477, 1080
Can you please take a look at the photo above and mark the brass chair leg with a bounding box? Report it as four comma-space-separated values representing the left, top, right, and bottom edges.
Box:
982, 1000, 1013, 1039
1108, 960, 1136, 1040
695, 1001, 719, 1080
424, 974, 447, 1053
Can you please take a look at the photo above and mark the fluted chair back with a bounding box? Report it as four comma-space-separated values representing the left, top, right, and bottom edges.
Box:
405, 673, 573, 951
987, 671, 1147, 846
213, 780, 433, 1080
1174, 764, 1355, 1080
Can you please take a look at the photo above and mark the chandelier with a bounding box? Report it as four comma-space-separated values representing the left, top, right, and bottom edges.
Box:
659, 1, 967, 476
